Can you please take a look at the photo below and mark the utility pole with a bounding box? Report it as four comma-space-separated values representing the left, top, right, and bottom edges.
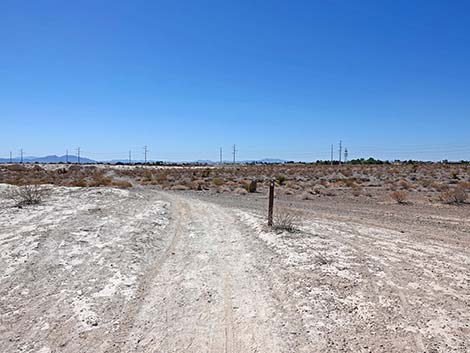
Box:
9, 151, 12, 163
66, 149, 69, 163
77, 147, 81, 164
232, 144, 237, 164
129, 150, 132, 164
219, 147, 223, 164
344, 148, 348, 163
20, 149, 23, 164
144, 146, 148, 164
339, 140, 342, 165
330, 144, 334, 165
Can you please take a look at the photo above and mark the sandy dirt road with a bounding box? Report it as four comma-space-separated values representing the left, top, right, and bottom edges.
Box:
1, 185, 469, 352
114, 194, 289, 353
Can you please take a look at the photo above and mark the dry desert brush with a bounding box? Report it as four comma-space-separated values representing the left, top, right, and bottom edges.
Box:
6, 184, 50, 207
390, 191, 408, 204
439, 186, 467, 205
273, 208, 302, 233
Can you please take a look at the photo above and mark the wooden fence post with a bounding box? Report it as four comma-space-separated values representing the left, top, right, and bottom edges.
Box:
268, 180, 275, 226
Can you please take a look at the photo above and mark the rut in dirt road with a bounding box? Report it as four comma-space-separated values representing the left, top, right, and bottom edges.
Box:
118, 194, 288, 353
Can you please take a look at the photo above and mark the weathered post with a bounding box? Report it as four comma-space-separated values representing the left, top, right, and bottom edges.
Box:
268, 180, 275, 227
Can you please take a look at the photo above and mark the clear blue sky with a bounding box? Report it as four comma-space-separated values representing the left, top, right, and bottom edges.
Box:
1, 0, 469, 161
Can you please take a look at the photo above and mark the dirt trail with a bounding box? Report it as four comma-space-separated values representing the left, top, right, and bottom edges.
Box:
1, 185, 469, 353
117, 193, 287, 353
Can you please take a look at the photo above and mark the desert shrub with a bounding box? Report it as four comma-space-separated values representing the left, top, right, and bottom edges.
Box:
89, 176, 113, 187
276, 175, 287, 186
301, 191, 314, 200
154, 172, 168, 184
69, 179, 87, 187
244, 180, 257, 193
5, 164, 27, 172
439, 186, 467, 204
111, 180, 133, 188
312, 185, 325, 195
201, 168, 212, 178
340, 178, 357, 188
341, 168, 353, 177
212, 178, 225, 186
272, 208, 301, 232
235, 187, 248, 195
390, 191, 408, 204
352, 186, 362, 197
399, 179, 411, 190
460, 181, 470, 191
170, 184, 189, 191
6, 184, 49, 207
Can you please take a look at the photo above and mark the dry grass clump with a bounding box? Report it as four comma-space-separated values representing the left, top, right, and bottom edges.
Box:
439, 186, 467, 204
272, 208, 302, 233
171, 184, 189, 191
390, 191, 408, 204
89, 176, 113, 187
276, 175, 287, 185
352, 186, 362, 197
69, 179, 88, 187
212, 178, 225, 186
111, 180, 133, 189
6, 184, 50, 207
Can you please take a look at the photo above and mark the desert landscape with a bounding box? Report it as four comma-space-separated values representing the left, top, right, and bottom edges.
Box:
0, 163, 469, 352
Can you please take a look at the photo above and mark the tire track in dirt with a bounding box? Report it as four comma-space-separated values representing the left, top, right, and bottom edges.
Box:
106, 192, 189, 353
119, 192, 287, 353
223, 273, 234, 353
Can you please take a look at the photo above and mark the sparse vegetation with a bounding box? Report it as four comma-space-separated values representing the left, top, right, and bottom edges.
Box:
272, 208, 301, 232
0, 163, 468, 208
276, 175, 287, 186
245, 180, 257, 193
6, 184, 49, 207
390, 191, 408, 204
439, 186, 467, 204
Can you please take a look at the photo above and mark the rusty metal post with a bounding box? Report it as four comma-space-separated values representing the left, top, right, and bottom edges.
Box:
268, 180, 275, 227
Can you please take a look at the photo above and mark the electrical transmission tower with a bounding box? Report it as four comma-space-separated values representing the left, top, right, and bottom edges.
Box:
77, 147, 81, 164
220, 147, 223, 164
66, 149, 69, 163
344, 148, 348, 163
9, 151, 12, 163
144, 146, 148, 164
339, 140, 342, 165
20, 149, 23, 164
330, 144, 333, 165
232, 144, 237, 164
129, 150, 132, 164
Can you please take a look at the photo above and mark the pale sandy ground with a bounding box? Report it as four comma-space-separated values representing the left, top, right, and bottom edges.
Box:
0, 184, 469, 352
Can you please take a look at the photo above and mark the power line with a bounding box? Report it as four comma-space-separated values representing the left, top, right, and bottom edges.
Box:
330, 144, 333, 165
233, 144, 237, 164
339, 140, 342, 165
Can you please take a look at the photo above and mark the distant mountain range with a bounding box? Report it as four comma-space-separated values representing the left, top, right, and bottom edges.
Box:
0, 155, 288, 165
0, 155, 96, 164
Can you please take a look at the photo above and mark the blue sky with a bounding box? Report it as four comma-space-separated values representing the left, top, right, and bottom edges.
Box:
1, 0, 469, 161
